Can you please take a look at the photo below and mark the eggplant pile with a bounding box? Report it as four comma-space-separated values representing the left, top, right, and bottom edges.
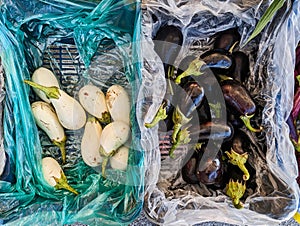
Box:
145, 27, 262, 208
23, 67, 131, 194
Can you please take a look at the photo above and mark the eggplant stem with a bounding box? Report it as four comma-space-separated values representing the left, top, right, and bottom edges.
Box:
292, 137, 300, 152
217, 74, 233, 82
226, 179, 246, 209
228, 41, 239, 54
225, 149, 250, 181
99, 111, 111, 125
169, 127, 191, 158
172, 106, 192, 143
145, 104, 168, 128
101, 157, 109, 178
53, 136, 67, 164
53, 171, 79, 195
240, 114, 263, 133
297, 75, 300, 87
209, 102, 221, 118
167, 65, 175, 81
175, 58, 205, 84
24, 80, 60, 99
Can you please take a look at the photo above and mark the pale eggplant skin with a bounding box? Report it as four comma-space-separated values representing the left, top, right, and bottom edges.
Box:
32, 67, 60, 103
78, 85, 110, 124
99, 121, 130, 156
81, 117, 103, 167
42, 157, 62, 187
110, 146, 129, 171
50, 89, 86, 130
41, 157, 78, 195
106, 85, 130, 124
31, 101, 65, 143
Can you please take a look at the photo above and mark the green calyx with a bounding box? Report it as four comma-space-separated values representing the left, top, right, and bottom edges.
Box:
209, 102, 222, 118
175, 58, 205, 84
225, 149, 250, 181
169, 127, 191, 158
53, 136, 67, 164
240, 114, 263, 133
99, 111, 111, 125
226, 179, 246, 209
53, 170, 79, 195
99, 146, 116, 178
145, 104, 168, 128
171, 106, 192, 143
24, 80, 60, 99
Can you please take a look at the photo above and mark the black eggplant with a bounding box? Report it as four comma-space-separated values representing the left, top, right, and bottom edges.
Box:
213, 28, 241, 51
196, 147, 224, 187
0, 152, 15, 183
221, 79, 262, 132
177, 81, 205, 117
170, 81, 205, 145
154, 25, 183, 79
230, 51, 250, 83
200, 49, 233, 72
175, 49, 233, 84
188, 121, 232, 142
182, 152, 199, 184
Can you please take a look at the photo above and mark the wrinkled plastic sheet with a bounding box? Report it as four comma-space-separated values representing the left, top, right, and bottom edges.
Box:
0, 0, 147, 225
141, 0, 300, 225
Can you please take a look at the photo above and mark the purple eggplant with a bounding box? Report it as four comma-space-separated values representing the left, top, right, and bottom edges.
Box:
200, 49, 233, 73
196, 147, 224, 187
221, 79, 262, 132
213, 28, 241, 51
230, 51, 250, 84
188, 121, 232, 142
175, 49, 233, 85
177, 81, 205, 118
154, 25, 183, 78
182, 152, 199, 184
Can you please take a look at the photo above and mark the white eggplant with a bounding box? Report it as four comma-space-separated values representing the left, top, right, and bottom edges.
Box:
31, 101, 67, 163
106, 85, 130, 124
99, 121, 130, 177
78, 84, 110, 124
81, 117, 103, 167
32, 67, 60, 103
99, 121, 130, 156
24, 80, 86, 130
42, 157, 78, 195
110, 146, 129, 171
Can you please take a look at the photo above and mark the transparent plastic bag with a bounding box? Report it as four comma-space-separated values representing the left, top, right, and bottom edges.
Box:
0, 0, 147, 225
142, 0, 300, 225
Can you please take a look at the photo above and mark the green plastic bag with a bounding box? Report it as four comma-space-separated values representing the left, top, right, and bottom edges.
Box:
0, 0, 144, 225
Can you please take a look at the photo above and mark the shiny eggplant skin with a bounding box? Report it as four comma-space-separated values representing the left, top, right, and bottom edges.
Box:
213, 28, 241, 51
231, 133, 246, 155
178, 81, 205, 117
188, 121, 232, 142
200, 49, 233, 73
154, 25, 183, 76
182, 153, 199, 184
221, 79, 256, 116
196, 149, 224, 187
231, 51, 250, 83
0, 152, 15, 183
